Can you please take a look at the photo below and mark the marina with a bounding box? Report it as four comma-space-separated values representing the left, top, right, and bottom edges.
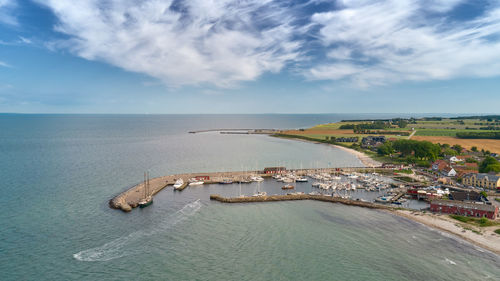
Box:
109, 167, 424, 212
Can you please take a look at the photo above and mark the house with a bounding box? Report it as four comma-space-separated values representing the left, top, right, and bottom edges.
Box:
431, 160, 456, 177
430, 200, 498, 219
334, 137, 359, 143
456, 155, 471, 161
455, 168, 477, 178
361, 136, 386, 147
437, 177, 452, 184
462, 173, 500, 190
464, 162, 478, 169
449, 191, 484, 202
432, 160, 448, 171
449, 156, 464, 163
263, 167, 286, 174
443, 167, 457, 177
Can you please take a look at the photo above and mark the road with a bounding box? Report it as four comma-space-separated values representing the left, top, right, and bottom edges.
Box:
408, 129, 417, 139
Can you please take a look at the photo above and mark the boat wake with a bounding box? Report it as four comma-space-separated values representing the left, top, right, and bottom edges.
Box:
444, 257, 457, 265
73, 199, 202, 262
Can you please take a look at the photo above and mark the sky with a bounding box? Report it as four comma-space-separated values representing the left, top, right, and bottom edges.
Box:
0, 0, 500, 114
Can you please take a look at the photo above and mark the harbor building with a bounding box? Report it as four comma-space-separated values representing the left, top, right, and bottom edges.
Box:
462, 173, 500, 190
263, 167, 286, 174
430, 200, 499, 219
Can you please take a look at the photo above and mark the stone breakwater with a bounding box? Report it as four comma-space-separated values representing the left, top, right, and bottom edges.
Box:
209, 194, 392, 210
109, 169, 267, 212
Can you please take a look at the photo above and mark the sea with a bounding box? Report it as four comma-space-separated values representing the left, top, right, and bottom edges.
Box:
0, 114, 498, 280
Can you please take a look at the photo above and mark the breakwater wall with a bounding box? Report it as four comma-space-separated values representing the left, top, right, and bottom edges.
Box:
209, 194, 391, 210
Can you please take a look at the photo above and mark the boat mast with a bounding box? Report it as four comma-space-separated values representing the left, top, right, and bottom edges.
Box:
144, 172, 147, 198
147, 171, 150, 197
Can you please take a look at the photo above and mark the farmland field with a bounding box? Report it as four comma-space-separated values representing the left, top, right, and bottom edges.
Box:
412, 136, 500, 153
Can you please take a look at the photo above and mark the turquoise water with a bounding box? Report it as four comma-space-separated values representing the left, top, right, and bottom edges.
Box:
0, 114, 498, 280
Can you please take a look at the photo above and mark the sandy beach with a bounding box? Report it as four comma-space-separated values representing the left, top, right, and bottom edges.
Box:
389, 209, 500, 255
331, 144, 381, 167
276, 135, 381, 168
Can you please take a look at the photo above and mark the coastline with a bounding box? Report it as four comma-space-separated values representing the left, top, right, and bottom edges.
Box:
331, 143, 381, 167
272, 134, 381, 168
387, 209, 500, 255
272, 134, 499, 255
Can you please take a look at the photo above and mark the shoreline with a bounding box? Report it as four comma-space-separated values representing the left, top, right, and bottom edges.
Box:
210, 193, 499, 255
387, 209, 500, 255
272, 134, 381, 168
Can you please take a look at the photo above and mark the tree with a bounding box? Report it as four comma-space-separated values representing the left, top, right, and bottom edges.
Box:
443, 148, 457, 156
397, 119, 408, 128
480, 191, 488, 199
377, 142, 394, 156
441, 143, 451, 149
452, 144, 463, 154
479, 156, 500, 173
471, 146, 478, 152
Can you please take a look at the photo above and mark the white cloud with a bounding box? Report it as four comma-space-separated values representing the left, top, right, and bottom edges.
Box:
38, 0, 303, 87
0, 60, 11, 67
0, 0, 18, 26
309, 0, 500, 86
18, 36, 32, 44
35, 0, 500, 88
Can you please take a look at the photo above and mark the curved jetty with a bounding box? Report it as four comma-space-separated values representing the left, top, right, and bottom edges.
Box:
109, 169, 274, 212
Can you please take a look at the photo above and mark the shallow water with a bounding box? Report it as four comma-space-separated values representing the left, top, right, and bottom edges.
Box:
0, 114, 498, 280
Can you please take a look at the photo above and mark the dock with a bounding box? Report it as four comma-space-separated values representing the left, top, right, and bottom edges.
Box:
188, 128, 281, 134
209, 194, 391, 210
389, 192, 406, 203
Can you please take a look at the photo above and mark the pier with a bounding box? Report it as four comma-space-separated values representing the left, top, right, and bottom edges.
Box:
209, 194, 392, 210
188, 128, 281, 134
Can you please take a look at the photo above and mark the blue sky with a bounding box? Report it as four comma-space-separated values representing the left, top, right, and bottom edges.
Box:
1, 0, 500, 114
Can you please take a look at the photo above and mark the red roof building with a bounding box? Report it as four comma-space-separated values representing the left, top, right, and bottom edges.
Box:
430, 200, 499, 219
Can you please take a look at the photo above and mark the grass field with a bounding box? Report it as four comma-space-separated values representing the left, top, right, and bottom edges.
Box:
287, 119, 500, 153
412, 136, 500, 153
413, 129, 486, 137
283, 129, 408, 143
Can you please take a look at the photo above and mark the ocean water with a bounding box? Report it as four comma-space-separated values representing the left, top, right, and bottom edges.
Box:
0, 114, 498, 280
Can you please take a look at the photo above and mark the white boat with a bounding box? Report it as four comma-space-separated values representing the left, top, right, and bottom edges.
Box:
295, 177, 308, 182
189, 181, 204, 186
252, 191, 267, 197
173, 179, 184, 189
331, 176, 341, 180
251, 176, 264, 182
312, 182, 321, 187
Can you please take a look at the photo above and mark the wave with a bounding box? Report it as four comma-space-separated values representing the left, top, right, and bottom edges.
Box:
444, 257, 456, 265
73, 199, 202, 262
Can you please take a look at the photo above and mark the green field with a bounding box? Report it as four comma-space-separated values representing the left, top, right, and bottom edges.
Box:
300, 117, 500, 139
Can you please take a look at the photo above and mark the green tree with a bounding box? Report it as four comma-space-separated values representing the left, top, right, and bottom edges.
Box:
480, 191, 488, 198
452, 144, 463, 154
443, 148, 457, 156
377, 142, 394, 156
397, 120, 408, 128
471, 146, 478, 152
479, 156, 500, 173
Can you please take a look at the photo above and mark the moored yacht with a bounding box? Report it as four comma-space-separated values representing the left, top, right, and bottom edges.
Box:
173, 178, 184, 190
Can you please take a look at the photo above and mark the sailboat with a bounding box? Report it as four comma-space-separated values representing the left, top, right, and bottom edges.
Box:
252, 181, 267, 197
139, 172, 153, 208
